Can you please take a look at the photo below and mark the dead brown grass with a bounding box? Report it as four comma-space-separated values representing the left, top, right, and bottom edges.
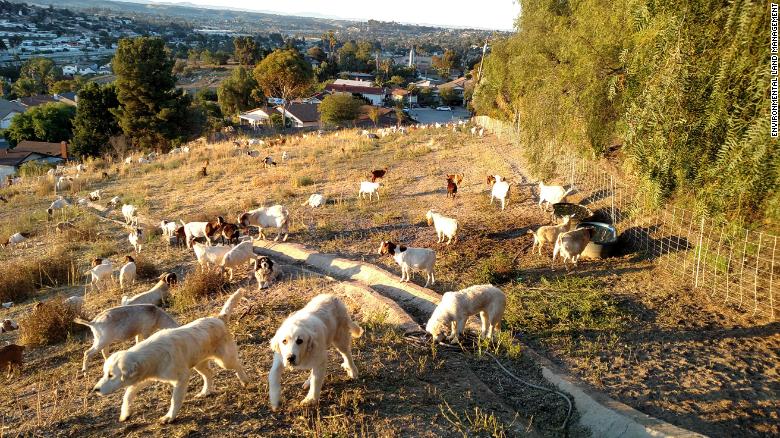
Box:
172, 268, 230, 311
18, 297, 85, 346
0, 245, 76, 302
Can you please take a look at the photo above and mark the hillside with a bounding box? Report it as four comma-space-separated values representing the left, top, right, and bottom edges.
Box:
1, 127, 778, 436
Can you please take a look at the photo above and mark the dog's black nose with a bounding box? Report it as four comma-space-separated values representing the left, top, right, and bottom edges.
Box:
287, 354, 296, 364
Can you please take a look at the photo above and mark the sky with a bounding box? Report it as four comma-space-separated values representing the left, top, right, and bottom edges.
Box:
144, 0, 521, 31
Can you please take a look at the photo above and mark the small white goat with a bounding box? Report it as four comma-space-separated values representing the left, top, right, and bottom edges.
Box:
426, 210, 458, 245
489, 177, 512, 211
358, 181, 381, 200
85, 259, 113, 292
55, 176, 73, 192
180, 221, 210, 248
47, 197, 70, 219
159, 220, 178, 237
128, 228, 143, 254
121, 204, 138, 226
89, 189, 101, 201
538, 182, 573, 211
119, 255, 137, 289
301, 193, 325, 208
4, 232, 28, 247
64, 296, 85, 314
553, 227, 595, 269
192, 242, 233, 271
121, 273, 177, 306
108, 196, 121, 207
238, 205, 290, 241
219, 241, 255, 280
529, 215, 572, 255
378, 241, 436, 287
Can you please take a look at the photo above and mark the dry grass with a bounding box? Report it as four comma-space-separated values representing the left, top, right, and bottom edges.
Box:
172, 268, 230, 311
0, 245, 77, 302
18, 297, 85, 346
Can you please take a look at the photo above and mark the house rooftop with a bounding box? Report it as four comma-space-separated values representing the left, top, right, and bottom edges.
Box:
0, 98, 25, 119
14, 140, 68, 159
17, 95, 57, 107
326, 83, 385, 95
277, 103, 320, 123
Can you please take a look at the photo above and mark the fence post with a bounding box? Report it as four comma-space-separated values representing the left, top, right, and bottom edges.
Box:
610, 175, 615, 225
713, 228, 725, 298
695, 216, 705, 289
753, 232, 763, 315
770, 236, 777, 319
739, 229, 749, 309
682, 210, 695, 277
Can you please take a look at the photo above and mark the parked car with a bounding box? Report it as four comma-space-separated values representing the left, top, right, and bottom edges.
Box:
267, 97, 286, 105
436, 106, 452, 111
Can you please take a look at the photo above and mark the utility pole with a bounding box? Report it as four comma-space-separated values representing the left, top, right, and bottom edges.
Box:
476, 37, 489, 84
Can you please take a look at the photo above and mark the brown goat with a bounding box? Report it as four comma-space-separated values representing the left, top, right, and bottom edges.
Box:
0, 344, 24, 377
370, 167, 388, 182
219, 223, 241, 245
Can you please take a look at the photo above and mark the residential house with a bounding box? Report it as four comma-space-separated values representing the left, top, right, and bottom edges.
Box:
296, 92, 328, 105
390, 88, 417, 106
340, 72, 374, 81
325, 79, 386, 106
238, 107, 273, 129
17, 95, 57, 108
437, 77, 473, 105
0, 98, 26, 129
54, 91, 77, 106
355, 105, 402, 128
0, 140, 69, 181
276, 103, 320, 128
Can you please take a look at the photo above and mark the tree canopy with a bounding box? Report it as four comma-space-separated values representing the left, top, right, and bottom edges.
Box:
217, 66, 262, 117
12, 57, 61, 97
474, 0, 778, 225
71, 82, 120, 157
111, 37, 190, 150
253, 49, 313, 104
318, 94, 361, 127
5, 102, 75, 146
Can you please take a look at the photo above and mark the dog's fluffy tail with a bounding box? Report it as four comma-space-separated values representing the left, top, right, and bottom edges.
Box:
120, 295, 129, 305
219, 288, 244, 322
73, 317, 93, 327
348, 319, 364, 338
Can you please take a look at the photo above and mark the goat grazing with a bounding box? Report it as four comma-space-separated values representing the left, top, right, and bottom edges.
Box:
370, 167, 388, 182
119, 255, 137, 289
553, 227, 595, 270
529, 215, 572, 255
47, 197, 70, 220
192, 242, 233, 271
425, 210, 458, 245
159, 220, 178, 238
301, 194, 325, 208
358, 181, 381, 201
219, 241, 255, 280
121, 273, 177, 306
121, 204, 138, 226
85, 258, 114, 292
238, 205, 290, 241
538, 182, 573, 211
0, 344, 24, 377
378, 241, 436, 287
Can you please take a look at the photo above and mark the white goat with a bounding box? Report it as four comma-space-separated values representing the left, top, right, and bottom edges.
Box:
358, 181, 381, 200
301, 194, 325, 208
219, 241, 255, 280
121, 204, 138, 226
85, 259, 114, 292
159, 220, 178, 237
378, 241, 436, 287
192, 242, 233, 271
128, 228, 143, 254
238, 205, 290, 241
180, 221, 210, 248
553, 227, 595, 269
121, 273, 177, 306
425, 210, 458, 245
538, 182, 573, 211
490, 179, 512, 211
89, 189, 101, 201
119, 255, 137, 289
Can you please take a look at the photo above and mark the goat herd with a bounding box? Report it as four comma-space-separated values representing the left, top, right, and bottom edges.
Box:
0, 125, 599, 427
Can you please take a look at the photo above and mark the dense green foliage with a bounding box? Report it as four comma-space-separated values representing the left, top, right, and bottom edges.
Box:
318, 94, 362, 126
12, 58, 62, 97
474, 0, 778, 225
5, 102, 75, 146
111, 37, 191, 150
71, 82, 120, 158
217, 66, 262, 116
253, 49, 314, 104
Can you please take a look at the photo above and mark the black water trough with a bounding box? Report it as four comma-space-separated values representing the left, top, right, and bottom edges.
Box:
575, 221, 619, 259
553, 202, 594, 222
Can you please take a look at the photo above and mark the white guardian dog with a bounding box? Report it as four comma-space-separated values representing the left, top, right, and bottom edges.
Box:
268, 294, 363, 410
425, 284, 506, 343
92, 289, 249, 423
